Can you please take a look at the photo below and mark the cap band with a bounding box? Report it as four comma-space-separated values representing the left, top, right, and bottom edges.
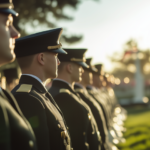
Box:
47, 43, 62, 50
70, 58, 86, 62
0, 3, 14, 9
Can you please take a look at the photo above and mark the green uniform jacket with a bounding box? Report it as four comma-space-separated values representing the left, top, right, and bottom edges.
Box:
49, 80, 101, 150
74, 84, 108, 150
12, 75, 72, 150
0, 88, 37, 150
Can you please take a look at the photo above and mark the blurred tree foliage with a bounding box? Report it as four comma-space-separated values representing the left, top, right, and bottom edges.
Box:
109, 39, 150, 80
13, 0, 98, 44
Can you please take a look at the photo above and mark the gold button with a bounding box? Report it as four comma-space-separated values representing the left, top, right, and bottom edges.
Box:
61, 131, 66, 139
29, 140, 34, 148
67, 127, 69, 130
97, 131, 101, 141
83, 132, 86, 135
58, 124, 61, 128
88, 113, 91, 120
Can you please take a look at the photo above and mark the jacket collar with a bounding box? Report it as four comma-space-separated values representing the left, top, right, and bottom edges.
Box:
74, 83, 88, 95
19, 75, 47, 93
52, 79, 75, 94
74, 83, 83, 89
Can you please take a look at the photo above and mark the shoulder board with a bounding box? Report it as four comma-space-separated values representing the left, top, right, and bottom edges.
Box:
16, 84, 32, 93
75, 88, 84, 93
87, 90, 94, 94
59, 89, 71, 95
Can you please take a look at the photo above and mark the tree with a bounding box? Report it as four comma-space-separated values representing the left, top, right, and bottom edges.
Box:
13, 0, 98, 44
109, 39, 150, 80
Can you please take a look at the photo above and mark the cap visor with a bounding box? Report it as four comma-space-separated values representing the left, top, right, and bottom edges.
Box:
0, 9, 18, 16
77, 62, 89, 68
90, 67, 98, 73
51, 48, 67, 54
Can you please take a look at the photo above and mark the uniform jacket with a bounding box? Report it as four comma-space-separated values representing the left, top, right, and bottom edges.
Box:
12, 75, 72, 150
49, 80, 101, 150
86, 86, 111, 130
74, 84, 109, 150
0, 88, 37, 150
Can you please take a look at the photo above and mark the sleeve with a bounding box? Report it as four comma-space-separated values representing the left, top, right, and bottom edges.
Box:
79, 94, 106, 143
13, 93, 50, 150
0, 98, 10, 150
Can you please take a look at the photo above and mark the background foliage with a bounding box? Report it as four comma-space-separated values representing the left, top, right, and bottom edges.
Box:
13, 0, 98, 44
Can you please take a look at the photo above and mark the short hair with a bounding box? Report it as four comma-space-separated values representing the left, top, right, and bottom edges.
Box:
17, 55, 34, 69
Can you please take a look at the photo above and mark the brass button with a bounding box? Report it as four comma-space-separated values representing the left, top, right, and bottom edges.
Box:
67, 127, 69, 130
61, 130, 66, 139
29, 140, 34, 148
83, 132, 86, 135
58, 124, 61, 128
97, 131, 101, 141
88, 113, 91, 120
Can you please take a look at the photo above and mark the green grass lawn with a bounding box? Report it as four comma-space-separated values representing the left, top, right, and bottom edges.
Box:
117, 106, 150, 150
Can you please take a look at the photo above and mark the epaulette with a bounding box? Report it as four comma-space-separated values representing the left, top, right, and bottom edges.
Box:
16, 84, 32, 93
75, 88, 84, 93
59, 89, 71, 95
87, 89, 94, 94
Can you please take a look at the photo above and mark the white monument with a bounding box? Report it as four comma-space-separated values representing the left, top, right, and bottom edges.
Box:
133, 51, 144, 103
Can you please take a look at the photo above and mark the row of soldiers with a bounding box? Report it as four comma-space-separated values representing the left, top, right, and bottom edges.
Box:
0, 0, 127, 150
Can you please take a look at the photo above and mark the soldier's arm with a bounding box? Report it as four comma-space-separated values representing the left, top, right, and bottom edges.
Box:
0, 98, 10, 150
13, 93, 50, 150
79, 93, 106, 143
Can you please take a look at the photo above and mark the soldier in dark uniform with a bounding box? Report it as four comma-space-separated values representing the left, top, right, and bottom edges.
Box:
74, 58, 112, 150
86, 64, 120, 148
12, 29, 73, 150
86, 64, 112, 130
0, 0, 38, 150
49, 49, 101, 150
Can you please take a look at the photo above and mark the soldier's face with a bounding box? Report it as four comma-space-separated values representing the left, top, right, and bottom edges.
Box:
82, 69, 93, 85
44, 52, 60, 79
0, 13, 20, 66
72, 63, 83, 82
93, 74, 101, 88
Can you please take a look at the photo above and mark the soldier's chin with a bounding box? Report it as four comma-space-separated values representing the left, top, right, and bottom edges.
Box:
51, 72, 58, 79
9, 53, 16, 62
5, 51, 15, 63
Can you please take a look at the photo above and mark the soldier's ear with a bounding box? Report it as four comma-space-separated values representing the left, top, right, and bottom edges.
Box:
66, 63, 73, 74
37, 53, 44, 66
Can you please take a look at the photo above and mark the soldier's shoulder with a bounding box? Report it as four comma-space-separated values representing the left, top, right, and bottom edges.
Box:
16, 84, 32, 93
12, 84, 45, 108
74, 88, 84, 94
59, 88, 71, 95
53, 88, 75, 101
12, 84, 32, 94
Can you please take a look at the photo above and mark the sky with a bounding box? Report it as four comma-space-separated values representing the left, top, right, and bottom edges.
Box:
56, 0, 150, 72
26, 0, 150, 72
